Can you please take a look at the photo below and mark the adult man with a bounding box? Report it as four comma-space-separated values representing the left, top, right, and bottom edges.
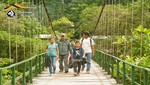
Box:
80, 31, 95, 74
57, 33, 72, 73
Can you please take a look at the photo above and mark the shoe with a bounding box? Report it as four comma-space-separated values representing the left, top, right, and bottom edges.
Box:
59, 70, 63, 73
77, 73, 80, 76
81, 67, 85, 71
74, 73, 77, 76
49, 74, 52, 76
87, 71, 90, 74
65, 70, 69, 73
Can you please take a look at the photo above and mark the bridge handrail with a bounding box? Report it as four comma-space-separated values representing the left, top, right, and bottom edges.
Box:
0, 53, 46, 70
0, 52, 46, 85
94, 50, 150, 85
99, 51, 150, 71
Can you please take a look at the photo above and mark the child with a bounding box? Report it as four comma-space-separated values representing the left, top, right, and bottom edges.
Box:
72, 41, 84, 76
46, 38, 59, 76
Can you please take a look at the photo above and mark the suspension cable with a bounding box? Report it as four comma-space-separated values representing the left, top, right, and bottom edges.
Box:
140, 0, 144, 84
7, 0, 12, 64
124, 0, 128, 60
42, 0, 58, 39
117, 0, 120, 58
92, 0, 108, 35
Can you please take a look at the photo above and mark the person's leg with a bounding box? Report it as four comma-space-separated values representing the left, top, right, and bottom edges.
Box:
64, 54, 69, 73
59, 55, 64, 72
73, 61, 77, 73
49, 57, 52, 75
86, 53, 92, 73
73, 61, 77, 76
51, 57, 57, 74
77, 61, 82, 75
81, 55, 86, 71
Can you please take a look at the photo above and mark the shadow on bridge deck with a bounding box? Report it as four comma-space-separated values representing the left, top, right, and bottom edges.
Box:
29, 61, 119, 85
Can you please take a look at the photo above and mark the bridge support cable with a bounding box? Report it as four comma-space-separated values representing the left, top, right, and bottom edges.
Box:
42, 0, 58, 39
92, 0, 108, 35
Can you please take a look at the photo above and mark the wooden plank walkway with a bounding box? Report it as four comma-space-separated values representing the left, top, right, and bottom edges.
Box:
29, 61, 117, 85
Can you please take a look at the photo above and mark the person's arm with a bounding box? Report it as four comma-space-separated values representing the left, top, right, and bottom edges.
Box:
68, 42, 73, 55
92, 45, 94, 56
91, 39, 95, 56
82, 48, 85, 58
56, 45, 59, 60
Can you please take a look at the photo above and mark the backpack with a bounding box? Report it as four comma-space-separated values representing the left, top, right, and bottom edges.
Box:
81, 38, 92, 48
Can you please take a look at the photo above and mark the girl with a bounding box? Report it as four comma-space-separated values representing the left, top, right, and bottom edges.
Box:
46, 38, 59, 76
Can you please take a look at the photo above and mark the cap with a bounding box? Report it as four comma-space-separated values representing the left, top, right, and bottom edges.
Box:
60, 33, 66, 37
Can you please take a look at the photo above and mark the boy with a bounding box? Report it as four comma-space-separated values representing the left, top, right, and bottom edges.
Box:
72, 41, 84, 76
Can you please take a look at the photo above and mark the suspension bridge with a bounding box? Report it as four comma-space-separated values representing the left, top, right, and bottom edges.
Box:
0, 0, 150, 85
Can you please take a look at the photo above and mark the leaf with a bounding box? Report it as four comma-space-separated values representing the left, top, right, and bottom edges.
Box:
143, 29, 150, 35
135, 25, 144, 32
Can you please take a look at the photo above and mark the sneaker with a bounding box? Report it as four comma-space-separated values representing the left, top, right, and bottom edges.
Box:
49, 74, 52, 76
77, 73, 80, 76
87, 71, 90, 74
59, 70, 63, 73
65, 70, 69, 73
74, 73, 77, 76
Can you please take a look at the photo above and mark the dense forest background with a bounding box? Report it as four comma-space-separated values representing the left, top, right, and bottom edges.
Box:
0, 0, 149, 66
0, 0, 150, 84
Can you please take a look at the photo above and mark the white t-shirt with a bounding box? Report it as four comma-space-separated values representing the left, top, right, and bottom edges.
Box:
80, 38, 95, 53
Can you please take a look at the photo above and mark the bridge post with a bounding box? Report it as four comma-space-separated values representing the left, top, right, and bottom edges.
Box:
22, 63, 26, 85
11, 66, 16, 85
131, 66, 135, 85
39, 56, 42, 73
99, 52, 102, 67
102, 53, 105, 69
0, 69, 2, 85
116, 60, 120, 83
111, 57, 114, 78
107, 55, 110, 74
29, 60, 33, 83
42, 55, 45, 71
35, 57, 38, 76
123, 62, 126, 85
104, 55, 106, 70
144, 70, 148, 85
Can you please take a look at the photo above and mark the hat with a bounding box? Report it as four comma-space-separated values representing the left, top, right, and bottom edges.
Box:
60, 33, 66, 37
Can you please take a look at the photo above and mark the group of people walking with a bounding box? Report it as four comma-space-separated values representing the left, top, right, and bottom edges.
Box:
46, 31, 95, 76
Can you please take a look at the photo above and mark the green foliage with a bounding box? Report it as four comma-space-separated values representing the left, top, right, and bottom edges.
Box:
2, 69, 21, 84
0, 3, 49, 37
114, 25, 150, 57
52, 17, 74, 33
0, 58, 13, 67
79, 6, 100, 32
0, 31, 46, 63
111, 26, 150, 84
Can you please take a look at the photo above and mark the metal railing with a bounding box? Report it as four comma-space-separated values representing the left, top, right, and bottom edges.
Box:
0, 53, 46, 85
93, 51, 150, 85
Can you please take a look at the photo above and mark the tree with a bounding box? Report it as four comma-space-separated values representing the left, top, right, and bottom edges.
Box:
52, 17, 74, 33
